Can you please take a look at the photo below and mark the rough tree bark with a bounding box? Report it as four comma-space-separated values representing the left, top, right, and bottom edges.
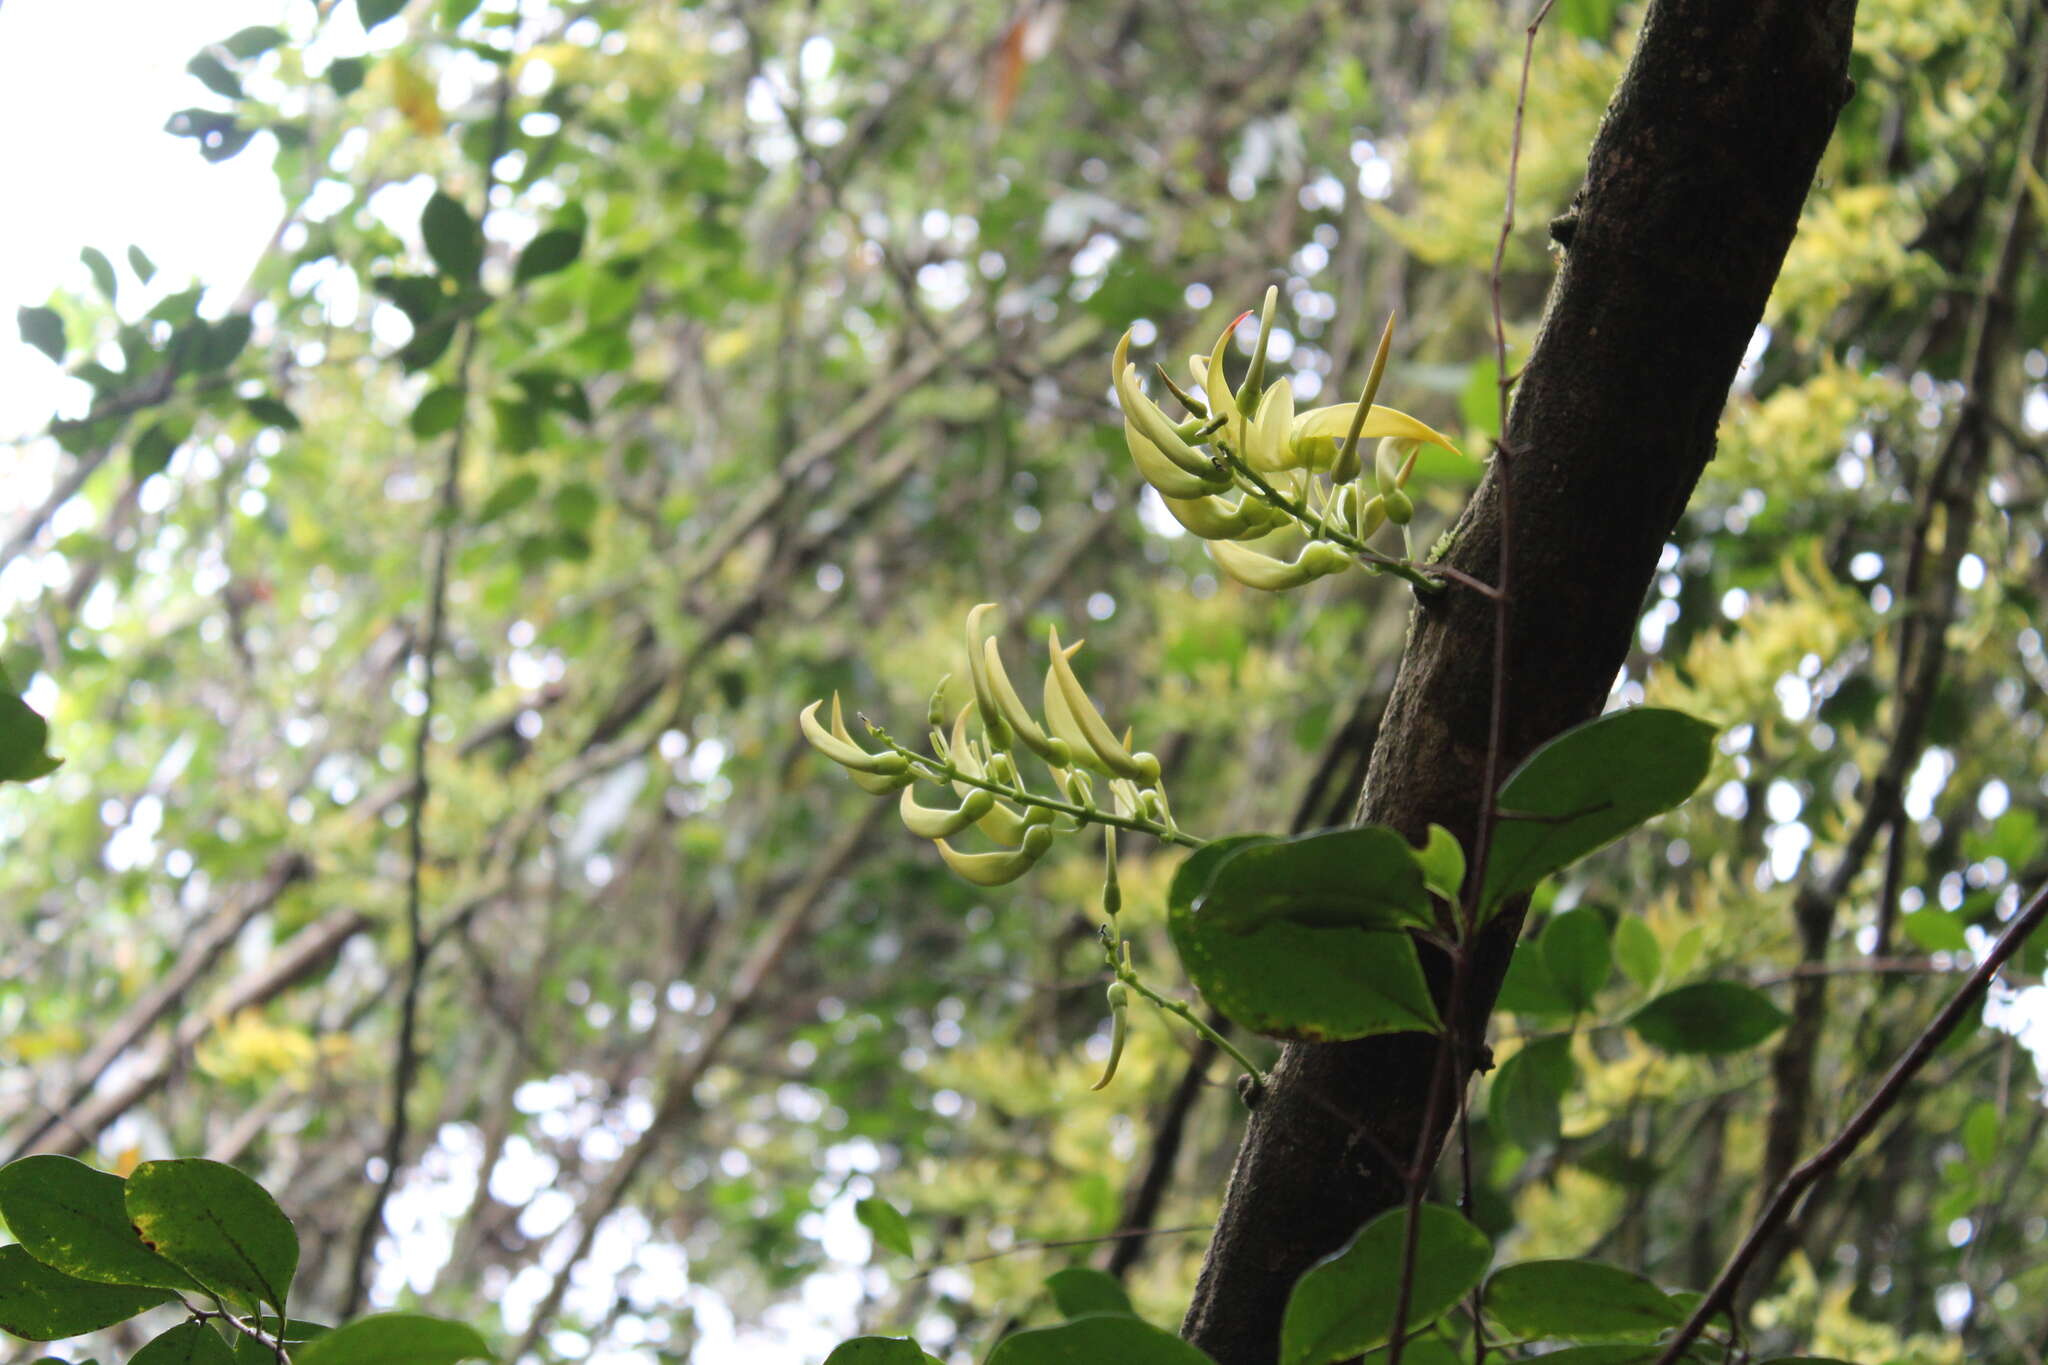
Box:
1181, 2, 1859, 1360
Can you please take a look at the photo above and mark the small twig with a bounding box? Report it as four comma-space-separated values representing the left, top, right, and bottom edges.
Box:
340, 70, 514, 1318
1119, 970, 1268, 1083
1656, 879, 2048, 1363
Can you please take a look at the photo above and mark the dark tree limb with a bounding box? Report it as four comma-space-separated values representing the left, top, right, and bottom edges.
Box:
1181, 3, 1858, 1358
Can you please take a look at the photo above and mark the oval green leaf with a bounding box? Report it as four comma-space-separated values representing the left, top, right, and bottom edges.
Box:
421, 191, 482, 284
986, 1314, 1215, 1364
1479, 708, 1717, 916
855, 1197, 914, 1260
514, 227, 585, 285
1488, 1036, 1575, 1151
0, 1155, 198, 1291
1542, 909, 1612, 1013
1612, 917, 1661, 990
0, 1244, 175, 1342
132, 1321, 236, 1365
125, 1159, 299, 1314
295, 1314, 491, 1365
1170, 839, 1441, 1042
1045, 1267, 1133, 1319
18, 306, 65, 364
1483, 1259, 1685, 1342
1280, 1204, 1492, 1365
1627, 982, 1788, 1056
1194, 826, 1433, 935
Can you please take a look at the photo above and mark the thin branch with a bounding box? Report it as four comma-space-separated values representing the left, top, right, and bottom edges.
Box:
1656, 879, 2048, 1363
340, 72, 514, 1318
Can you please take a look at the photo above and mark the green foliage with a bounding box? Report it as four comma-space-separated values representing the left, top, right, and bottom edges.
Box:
1479, 709, 1718, 916
1045, 1267, 1135, 1319
1279, 1205, 1491, 1364
123, 1159, 297, 1315
1483, 1260, 1687, 1342
1168, 837, 1441, 1041
1627, 982, 1790, 1056
984, 1314, 1216, 1364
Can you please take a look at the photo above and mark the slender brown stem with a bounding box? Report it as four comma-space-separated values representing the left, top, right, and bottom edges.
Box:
1656, 879, 2048, 1363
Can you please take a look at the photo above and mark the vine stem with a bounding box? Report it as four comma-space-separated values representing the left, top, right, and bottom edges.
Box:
1655, 878, 2048, 1364
879, 738, 1209, 849
1388, 4, 1555, 1362
1118, 968, 1269, 1083
1219, 449, 1497, 598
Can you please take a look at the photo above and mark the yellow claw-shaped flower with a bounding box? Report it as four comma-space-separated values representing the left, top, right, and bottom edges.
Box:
1208, 538, 1354, 592
969, 611, 1063, 764
900, 784, 997, 839
1288, 403, 1461, 472
935, 823, 1055, 886
1112, 332, 1226, 488
799, 696, 913, 792
1201, 320, 1245, 454
1045, 626, 1160, 783
1243, 376, 1298, 473
948, 704, 1036, 846
1126, 420, 1226, 499
1155, 487, 1281, 540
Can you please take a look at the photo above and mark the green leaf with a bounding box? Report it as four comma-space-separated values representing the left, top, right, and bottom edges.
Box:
1499, 1350, 1661, 1365
986, 1314, 1215, 1364
0, 1156, 198, 1291
1479, 708, 1717, 916
854, 1197, 913, 1259
222, 26, 288, 59
243, 396, 301, 431
1543, 909, 1612, 1012
553, 482, 599, 532
1901, 908, 1968, 954
398, 319, 458, 372
441, 0, 486, 26
125, 1159, 299, 1314
357, 0, 408, 31
132, 1321, 236, 1365
198, 315, 254, 370
1280, 1204, 1492, 1365
1612, 917, 1661, 990
0, 666, 62, 784
421, 191, 483, 284
1489, 1035, 1575, 1150
1484, 1259, 1685, 1342
186, 53, 244, 100
477, 473, 539, 524
1494, 943, 1572, 1018
80, 248, 118, 303
822, 1340, 934, 1365
295, 1314, 491, 1365
132, 420, 184, 479
1628, 982, 1788, 1056
1963, 1101, 2000, 1166
1045, 1267, 1133, 1319
18, 306, 66, 363
1555, 0, 1619, 40
514, 227, 585, 285
328, 57, 368, 96
1416, 824, 1465, 903
128, 245, 158, 283
410, 386, 467, 439
492, 398, 539, 452
1171, 838, 1441, 1041
1194, 827, 1433, 935
0, 1244, 175, 1341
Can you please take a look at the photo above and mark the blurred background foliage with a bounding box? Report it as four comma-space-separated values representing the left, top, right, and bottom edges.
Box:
1, 0, 2045, 1361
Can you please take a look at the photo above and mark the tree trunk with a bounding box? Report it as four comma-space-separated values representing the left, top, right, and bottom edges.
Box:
1181, 3, 1859, 1359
